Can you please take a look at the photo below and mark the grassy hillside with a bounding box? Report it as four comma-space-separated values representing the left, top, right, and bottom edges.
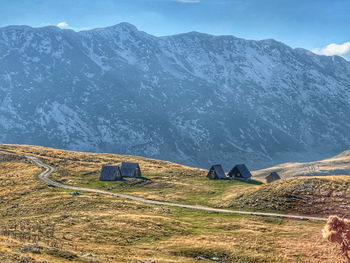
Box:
0, 144, 263, 209
0, 145, 347, 262
217, 176, 350, 216
253, 150, 350, 179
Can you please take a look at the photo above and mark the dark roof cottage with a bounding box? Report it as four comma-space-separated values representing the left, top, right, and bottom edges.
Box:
228, 164, 252, 180
207, 164, 227, 180
121, 162, 142, 178
266, 172, 281, 183
99, 165, 122, 181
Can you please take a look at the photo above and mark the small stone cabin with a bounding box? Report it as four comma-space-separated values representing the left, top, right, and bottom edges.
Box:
121, 162, 142, 178
99, 165, 122, 181
228, 164, 252, 180
266, 172, 281, 183
207, 164, 227, 180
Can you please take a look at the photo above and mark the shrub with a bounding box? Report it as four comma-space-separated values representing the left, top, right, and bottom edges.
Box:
323, 216, 350, 262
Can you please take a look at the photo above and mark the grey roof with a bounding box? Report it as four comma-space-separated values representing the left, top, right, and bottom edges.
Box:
207, 164, 226, 179
228, 164, 252, 178
99, 165, 122, 181
266, 172, 281, 181
121, 162, 141, 177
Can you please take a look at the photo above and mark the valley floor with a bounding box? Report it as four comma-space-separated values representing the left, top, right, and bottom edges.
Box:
0, 145, 347, 262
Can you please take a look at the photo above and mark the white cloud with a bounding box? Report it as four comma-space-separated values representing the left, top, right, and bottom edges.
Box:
313, 42, 350, 56
174, 0, 200, 3
56, 22, 72, 29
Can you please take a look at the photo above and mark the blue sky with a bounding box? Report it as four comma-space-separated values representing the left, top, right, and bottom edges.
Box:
0, 0, 349, 59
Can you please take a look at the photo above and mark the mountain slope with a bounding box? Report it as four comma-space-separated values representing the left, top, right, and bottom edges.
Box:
252, 150, 350, 179
1, 23, 350, 169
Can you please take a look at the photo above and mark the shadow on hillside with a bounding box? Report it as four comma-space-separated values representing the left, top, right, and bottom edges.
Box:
227, 178, 263, 185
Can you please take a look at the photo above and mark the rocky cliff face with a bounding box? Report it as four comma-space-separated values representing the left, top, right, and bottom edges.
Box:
1, 23, 350, 170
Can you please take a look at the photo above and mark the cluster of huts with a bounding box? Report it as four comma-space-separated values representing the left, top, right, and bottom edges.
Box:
98, 161, 280, 184
207, 164, 281, 183
99, 162, 142, 181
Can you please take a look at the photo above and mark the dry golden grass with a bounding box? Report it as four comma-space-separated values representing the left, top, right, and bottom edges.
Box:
0, 144, 346, 262
253, 151, 350, 179
218, 176, 350, 217
0, 144, 255, 207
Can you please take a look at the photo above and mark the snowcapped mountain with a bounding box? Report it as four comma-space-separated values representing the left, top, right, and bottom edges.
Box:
1, 22, 350, 170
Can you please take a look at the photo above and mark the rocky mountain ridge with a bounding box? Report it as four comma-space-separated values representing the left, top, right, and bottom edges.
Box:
1, 22, 350, 170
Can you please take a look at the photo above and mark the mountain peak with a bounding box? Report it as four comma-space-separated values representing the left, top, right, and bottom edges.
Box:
88, 22, 138, 33
109, 22, 138, 31
0, 25, 33, 32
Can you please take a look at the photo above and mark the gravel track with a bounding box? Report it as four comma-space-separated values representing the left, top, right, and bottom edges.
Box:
23, 155, 327, 222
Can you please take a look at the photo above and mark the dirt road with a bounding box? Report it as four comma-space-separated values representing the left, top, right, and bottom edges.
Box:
25, 155, 327, 222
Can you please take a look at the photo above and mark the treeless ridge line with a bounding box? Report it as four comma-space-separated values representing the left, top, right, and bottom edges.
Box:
1, 150, 327, 221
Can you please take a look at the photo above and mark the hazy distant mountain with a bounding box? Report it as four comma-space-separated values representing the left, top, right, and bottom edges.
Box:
1, 22, 350, 170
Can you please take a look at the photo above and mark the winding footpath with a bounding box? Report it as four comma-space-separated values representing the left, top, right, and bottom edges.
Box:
19, 154, 327, 222
0, 150, 327, 221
